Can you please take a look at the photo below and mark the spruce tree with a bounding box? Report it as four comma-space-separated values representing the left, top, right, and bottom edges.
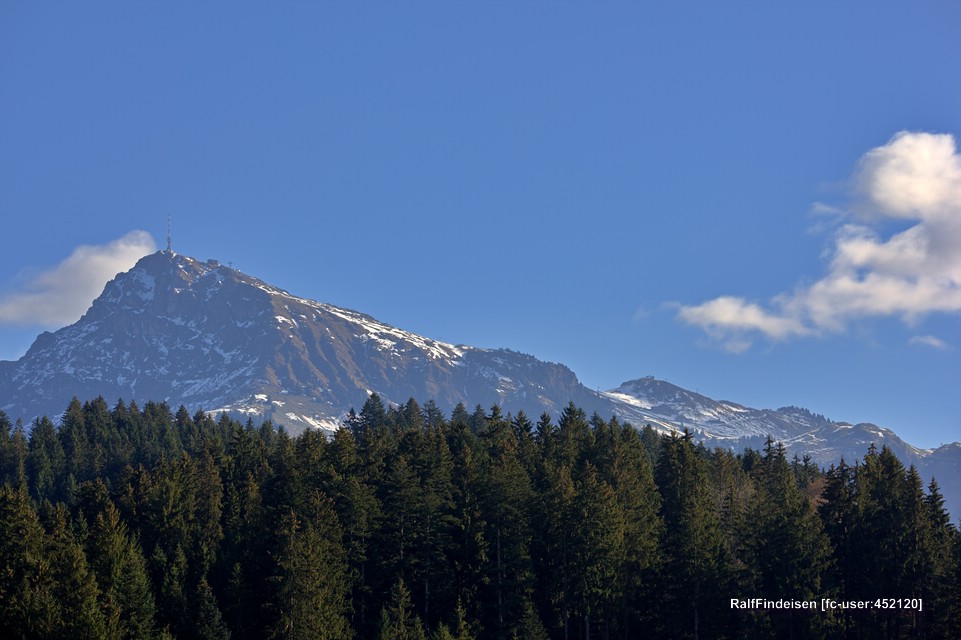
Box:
448, 406, 488, 622
324, 425, 381, 636
192, 578, 231, 640
511, 599, 549, 640
409, 413, 457, 628
0, 411, 14, 485
0, 484, 60, 638
654, 431, 729, 639
745, 439, 831, 638
571, 464, 626, 640
537, 462, 578, 638
923, 478, 957, 637
270, 499, 351, 640
43, 502, 108, 638
87, 501, 158, 640
479, 406, 534, 637
379, 577, 427, 640
375, 452, 424, 600
27, 416, 65, 503
606, 417, 662, 635
819, 459, 856, 597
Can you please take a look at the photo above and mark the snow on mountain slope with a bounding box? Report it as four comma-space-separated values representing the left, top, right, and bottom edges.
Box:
0, 249, 956, 520
602, 376, 960, 518
602, 377, 932, 463
0, 251, 619, 432
603, 377, 828, 440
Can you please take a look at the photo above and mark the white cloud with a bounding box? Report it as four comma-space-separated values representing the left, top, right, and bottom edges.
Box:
909, 335, 951, 351
857, 131, 961, 220
677, 131, 961, 348
0, 231, 156, 327
676, 296, 810, 352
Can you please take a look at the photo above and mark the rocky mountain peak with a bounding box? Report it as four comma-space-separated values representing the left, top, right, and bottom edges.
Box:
0, 251, 956, 518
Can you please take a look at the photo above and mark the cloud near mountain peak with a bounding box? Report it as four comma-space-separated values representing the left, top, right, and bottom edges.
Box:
0, 230, 157, 327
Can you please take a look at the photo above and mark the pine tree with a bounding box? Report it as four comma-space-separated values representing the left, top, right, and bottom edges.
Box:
479, 406, 534, 638
923, 478, 957, 637
849, 445, 923, 636
218, 420, 273, 638
510, 411, 538, 479
87, 501, 157, 640
819, 459, 856, 597
571, 464, 626, 640
448, 406, 488, 622
357, 394, 389, 442
902, 467, 932, 598
537, 462, 578, 638
60, 397, 89, 484
0, 484, 60, 638
375, 452, 423, 596
42, 502, 108, 638
511, 599, 549, 640
193, 445, 225, 580
554, 402, 592, 471
654, 431, 730, 639
270, 499, 351, 640
945, 525, 961, 639
429, 598, 478, 640
605, 417, 662, 635
0, 411, 14, 485
323, 425, 381, 635
409, 413, 457, 629
745, 439, 831, 638
27, 416, 65, 503
378, 577, 427, 640
9, 420, 29, 490
83, 395, 119, 480
192, 578, 231, 640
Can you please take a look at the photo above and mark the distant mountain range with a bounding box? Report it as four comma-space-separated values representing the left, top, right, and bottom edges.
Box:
2, 250, 958, 517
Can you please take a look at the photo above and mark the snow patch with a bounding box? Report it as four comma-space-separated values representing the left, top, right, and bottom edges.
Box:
602, 391, 652, 410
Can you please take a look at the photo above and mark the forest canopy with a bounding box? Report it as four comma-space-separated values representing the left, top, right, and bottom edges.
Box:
0, 395, 958, 639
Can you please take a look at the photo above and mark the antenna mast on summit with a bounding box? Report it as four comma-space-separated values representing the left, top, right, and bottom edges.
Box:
167, 213, 172, 253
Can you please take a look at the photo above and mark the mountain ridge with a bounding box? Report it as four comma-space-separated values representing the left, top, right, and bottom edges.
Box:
0, 251, 625, 431
1, 250, 958, 515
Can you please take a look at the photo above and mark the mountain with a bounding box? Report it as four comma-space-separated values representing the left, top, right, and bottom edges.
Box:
605, 377, 961, 517
1, 250, 958, 516
0, 251, 624, 431
603, 377, 930, 464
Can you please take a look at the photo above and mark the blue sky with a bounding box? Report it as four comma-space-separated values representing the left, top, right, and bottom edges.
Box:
2, 3, 959, 448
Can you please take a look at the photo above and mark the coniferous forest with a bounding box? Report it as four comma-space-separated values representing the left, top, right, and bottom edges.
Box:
1, 395, 959, 640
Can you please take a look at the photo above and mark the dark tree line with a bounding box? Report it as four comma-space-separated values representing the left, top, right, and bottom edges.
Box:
0, 395, 958, 639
